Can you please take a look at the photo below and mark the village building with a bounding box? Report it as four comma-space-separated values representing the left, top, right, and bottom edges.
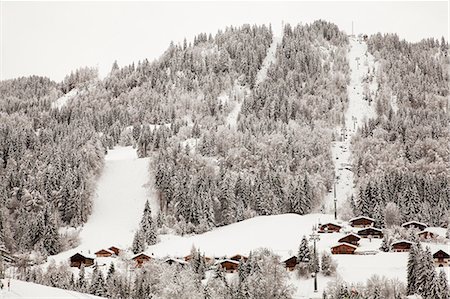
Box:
282, 256, 298, 271
132, 253, 152, 267
338, 233, 361, 246
108, 246, 121, 255
391, 240, 414, 252
331, 243, 357, 254
433, 250, 450, 267
357, 227, 383, 239
349, 216, 375, 228
216, 259, 240, 273
402, 221, 427, 231
69, 253, 95, 268
417, 230, 437, 241
184, 254, 213, 264
230, 254, 248, 262
319, 222, 342, 233
95, 249, 115, 258
165, 257, 188, 267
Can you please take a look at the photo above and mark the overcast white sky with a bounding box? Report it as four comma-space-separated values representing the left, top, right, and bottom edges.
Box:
1, 1, 448, 82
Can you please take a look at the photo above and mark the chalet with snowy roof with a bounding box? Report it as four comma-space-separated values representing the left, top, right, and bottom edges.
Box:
331, 243, 357, 254
230, 254, 248, 262
282, 256, 298, 271
402, 221, 427, 231
108, 246, 121, 255
95, 249, 115, 258
319, 222, 342, 233
391, 240, 414, 252
433, 250, 449, 267
357, 227, 383, 238
349, 216, 375, 228
165, 257, 188, 267
338, 233, 361, 246
132, 253, 152, 267
69, 253, 95, 268
216, 259, 239, 273
184, 254, 213, 264
417, 230, 437, 241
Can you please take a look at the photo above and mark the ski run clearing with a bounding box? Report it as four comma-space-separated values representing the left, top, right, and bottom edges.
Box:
0, 279, 104, 299
51, 88, 79, 110
324, 36, 378, 213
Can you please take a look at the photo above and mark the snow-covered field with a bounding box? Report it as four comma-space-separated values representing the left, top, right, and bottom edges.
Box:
0, 279, 104, 299
47, 146, 156, 265
324, 37, 378, 212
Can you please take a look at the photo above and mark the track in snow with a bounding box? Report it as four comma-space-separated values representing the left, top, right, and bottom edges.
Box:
324, 37, 377, 213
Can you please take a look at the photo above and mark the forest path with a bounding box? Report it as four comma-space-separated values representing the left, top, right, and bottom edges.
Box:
324, 36, 377, 215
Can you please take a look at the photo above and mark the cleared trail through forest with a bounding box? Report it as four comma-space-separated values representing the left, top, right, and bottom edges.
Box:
324, 36, 377, 214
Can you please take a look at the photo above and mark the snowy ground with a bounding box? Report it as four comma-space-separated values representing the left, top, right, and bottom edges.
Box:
324, 37, 378, 213
47, 146, 157, 265
0, 279, 104, 299
51, 88, 79, 110
255, 36, 281, 85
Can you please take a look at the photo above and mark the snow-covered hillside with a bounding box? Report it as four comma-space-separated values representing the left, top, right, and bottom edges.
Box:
51, 88, 79, 110
324, 37, 378, 212
48, 146, 157, 264
0, 279, 104, 299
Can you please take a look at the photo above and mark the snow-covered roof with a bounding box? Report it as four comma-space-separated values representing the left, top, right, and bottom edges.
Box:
215, 259, 240, 265
349, 216, 375, 223
357, 227, 383, 233
339, 233, 361, 241
165, 257, 188, 265
391, 240, 414, 246
402, 221, 427, 228
418, 227, 446, 236
95, 249, 115, 255
132, 252, 152, 260
320, 222, 342, 227
332, 242, 358, 249
71, 252, 96, 260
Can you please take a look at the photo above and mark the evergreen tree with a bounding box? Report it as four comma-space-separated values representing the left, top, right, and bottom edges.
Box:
77, 264, 87, 292
131, 229, 145, 254
89, 266, 106, 297
438, 269, 449, 299
407, 243, 419, 295
140, 200, 157, 245
297, 236, 310, 263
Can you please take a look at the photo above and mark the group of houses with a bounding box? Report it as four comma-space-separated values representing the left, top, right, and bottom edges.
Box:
69, 246, 122, 268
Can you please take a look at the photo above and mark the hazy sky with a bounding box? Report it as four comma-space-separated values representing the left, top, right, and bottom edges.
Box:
1, 1, 448, 82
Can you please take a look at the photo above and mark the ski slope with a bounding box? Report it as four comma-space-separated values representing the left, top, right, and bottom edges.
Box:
48, 146, 157, 264
324, 36, 377, 212
0, 279, 104, 299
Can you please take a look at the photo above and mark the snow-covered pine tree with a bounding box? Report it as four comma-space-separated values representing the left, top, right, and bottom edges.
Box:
89, 266, 107, 297
41, 205, 61, 256
438, 269, 449, 299
297, 236, 310, 263
321, 252, 336, 276
131, 229, 145, 254
140, 200, 157, 245
76, 264, 87, 292
407, 242, 419, 295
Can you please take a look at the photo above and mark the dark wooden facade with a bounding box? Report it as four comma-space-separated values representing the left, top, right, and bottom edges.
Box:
319, 223, 342, 233
283, 256, 298, 271
418, 231, 436, 241
108, 246, 121, 255
70, 253, 94, 268
433, 250, 450, 267
349, 216, 375, 228
230, 254, 248, 262
391, 241, 413, 252
331, 243, 357, 254
132, 253, 152, 267
95, 249, 114, 258
218, 260, 239, 273
357, 227, 383, 238
402, 221, 427, 231
338, 233, 361, 246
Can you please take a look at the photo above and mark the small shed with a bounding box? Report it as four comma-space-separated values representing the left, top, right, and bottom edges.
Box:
95, 249, 115, 258
216, 259, 240, 273
433, 250, 450, 267
108, 246, 121, 255
132, 253, 152, 267
391, 240, 414, 252
165, 257, 188, 267
70, 253, 95, 268
282, 256, 298, 271
402, 221, 427, 231
338, 233, 361, 246
331, 243, 357, 254
357, 227, 383, 238
230, 254, 248, 262
349, 216, 375, 228
319, 222, 342, 233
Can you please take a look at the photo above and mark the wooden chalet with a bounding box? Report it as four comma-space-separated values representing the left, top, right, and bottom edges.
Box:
349, 216, 375, 228
216, 259, 240, 273
402, 221, 427, 231
230, 254, 248, 262
108, 246, 121, 255
282, 256, 298, 271
433, 250, 450, 267
357, 227, 383, 239
417, 230, 437, 241
69, 253, 95, 268
132, 253, 152, 267
184, 254, 213, 264
391, 240, 414, 252
331, 243, 357, 254
338, 233, 361, 246
95, 249, 115, 258
319, 222, 342, 233
165, 257, 188, 267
